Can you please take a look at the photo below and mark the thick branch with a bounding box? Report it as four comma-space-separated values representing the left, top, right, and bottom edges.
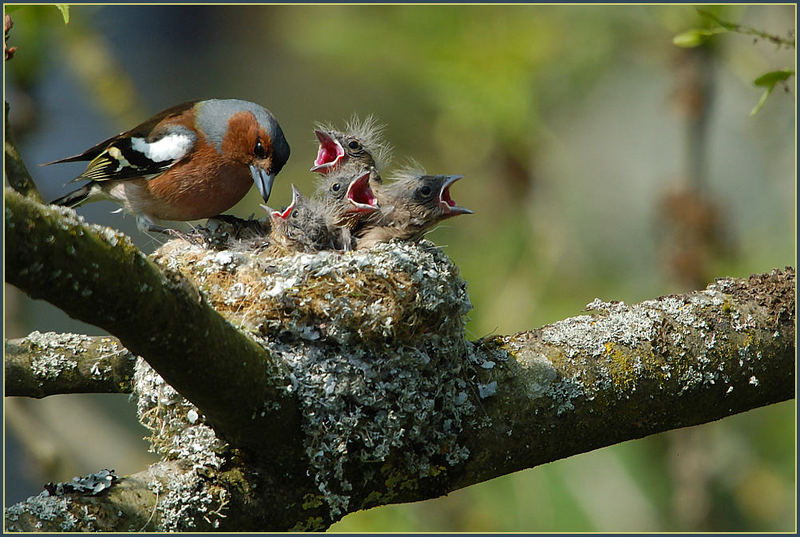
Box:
4, 332, 136, 397
4, 189, 302, 463
4, 101, 43, 202
448, 267, 796, 494
5, 180, 794, 530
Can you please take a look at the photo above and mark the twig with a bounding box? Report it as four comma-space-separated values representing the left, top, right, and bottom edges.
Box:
698, 9, 795, 48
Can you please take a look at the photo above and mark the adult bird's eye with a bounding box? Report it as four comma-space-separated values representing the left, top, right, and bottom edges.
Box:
348, 140, 361, 150
254, 139, 269, 159
419, 185, 432, 197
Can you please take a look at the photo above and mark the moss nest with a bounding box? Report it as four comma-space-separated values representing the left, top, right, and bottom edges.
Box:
151, 238, 470, 345
137, 238, 479, 523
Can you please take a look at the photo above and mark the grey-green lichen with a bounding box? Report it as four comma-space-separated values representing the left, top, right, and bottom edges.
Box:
142, 238, 479, 521
4, 490, 97, 532
9, 331, 135, 394
5, 493, 75, 532
24, 331, 90, 380
134, 359, 228, 531
505, 278, 782, 419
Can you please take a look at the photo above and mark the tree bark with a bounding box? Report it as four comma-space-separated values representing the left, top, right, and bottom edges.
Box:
5, 189, 303, 463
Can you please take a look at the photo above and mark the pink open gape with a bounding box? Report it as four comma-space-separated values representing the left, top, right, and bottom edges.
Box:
438, 175, 473, 215
272, 186, 301, 221
440, 186, 456, 207
311, 130, 345, 172
346, 171, 379, 213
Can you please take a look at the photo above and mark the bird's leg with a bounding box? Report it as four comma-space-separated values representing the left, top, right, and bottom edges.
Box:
136, 215, 200, 244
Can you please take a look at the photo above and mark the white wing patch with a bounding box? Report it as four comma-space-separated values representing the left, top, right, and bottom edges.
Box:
131, 133, 194, 163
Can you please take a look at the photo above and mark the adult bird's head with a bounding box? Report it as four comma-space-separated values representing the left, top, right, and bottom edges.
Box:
195, 99, 291, 204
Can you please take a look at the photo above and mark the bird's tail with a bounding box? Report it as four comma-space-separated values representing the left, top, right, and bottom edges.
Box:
50, 184, 94, 208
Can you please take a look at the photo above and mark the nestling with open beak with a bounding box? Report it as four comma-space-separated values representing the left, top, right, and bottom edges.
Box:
310, 115, 391, 183
355, 170, 473, 250
315, 167, 380, 229
265, 185, 346, 253
46, 99, 290, 233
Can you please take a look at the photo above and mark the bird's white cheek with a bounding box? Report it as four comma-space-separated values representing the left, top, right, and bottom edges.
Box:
131, 133, 194, 162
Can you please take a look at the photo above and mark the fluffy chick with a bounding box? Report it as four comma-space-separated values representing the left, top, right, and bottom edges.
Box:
355, 169, 473, 249
310, 115, 391, 183
314, 168, 379, 236
264, 185, 345, 253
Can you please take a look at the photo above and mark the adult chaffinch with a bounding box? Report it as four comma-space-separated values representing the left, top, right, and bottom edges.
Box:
265, 185, 345, 252
46, 99, 291, 233
355, 169, 473, 250
310, 115, 391, 183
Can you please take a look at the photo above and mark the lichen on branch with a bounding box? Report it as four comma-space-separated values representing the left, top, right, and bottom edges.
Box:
5, 332, 137, 397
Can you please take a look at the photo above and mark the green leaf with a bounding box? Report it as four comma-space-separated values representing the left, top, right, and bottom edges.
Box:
750, 69, 794, 116
673, 28, 726, 48
753, 69, 794, 87
55, 4, 69, 24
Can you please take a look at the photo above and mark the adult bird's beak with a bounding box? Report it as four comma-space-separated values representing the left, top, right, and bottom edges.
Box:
310, 130, 345, 173
345, 171, 379, 213
438, 175, 473, 215
250, 165, 276, 203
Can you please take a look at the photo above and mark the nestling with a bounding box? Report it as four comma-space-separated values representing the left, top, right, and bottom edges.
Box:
46, 99, 291, 233
355, 170, 473, 250
310, 115, 391, 183
315, 168, 379, 230
265, 185, 345, 253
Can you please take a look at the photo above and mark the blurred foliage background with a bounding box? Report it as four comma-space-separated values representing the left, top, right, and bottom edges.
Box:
3, 4, 795, 532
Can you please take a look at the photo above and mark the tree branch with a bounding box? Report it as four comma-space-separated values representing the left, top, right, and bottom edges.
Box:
697, 8, 796, 48
451, 267, 795, 493
4, 188, 303, 463
5, 462, 175, 532
5, 332, 137, 397
5, 264, 794, 531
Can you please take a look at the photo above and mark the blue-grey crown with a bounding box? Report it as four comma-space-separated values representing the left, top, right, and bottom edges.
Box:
196, 99, 290, 168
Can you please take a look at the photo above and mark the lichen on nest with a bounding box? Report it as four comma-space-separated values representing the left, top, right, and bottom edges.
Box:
151, 238, 471, 345
138, 238, 479, 522
134, 358, 229, 531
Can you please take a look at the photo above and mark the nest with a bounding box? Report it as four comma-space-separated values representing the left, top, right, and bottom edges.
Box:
141, 237, 479, 522
152, 237, 471, 346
